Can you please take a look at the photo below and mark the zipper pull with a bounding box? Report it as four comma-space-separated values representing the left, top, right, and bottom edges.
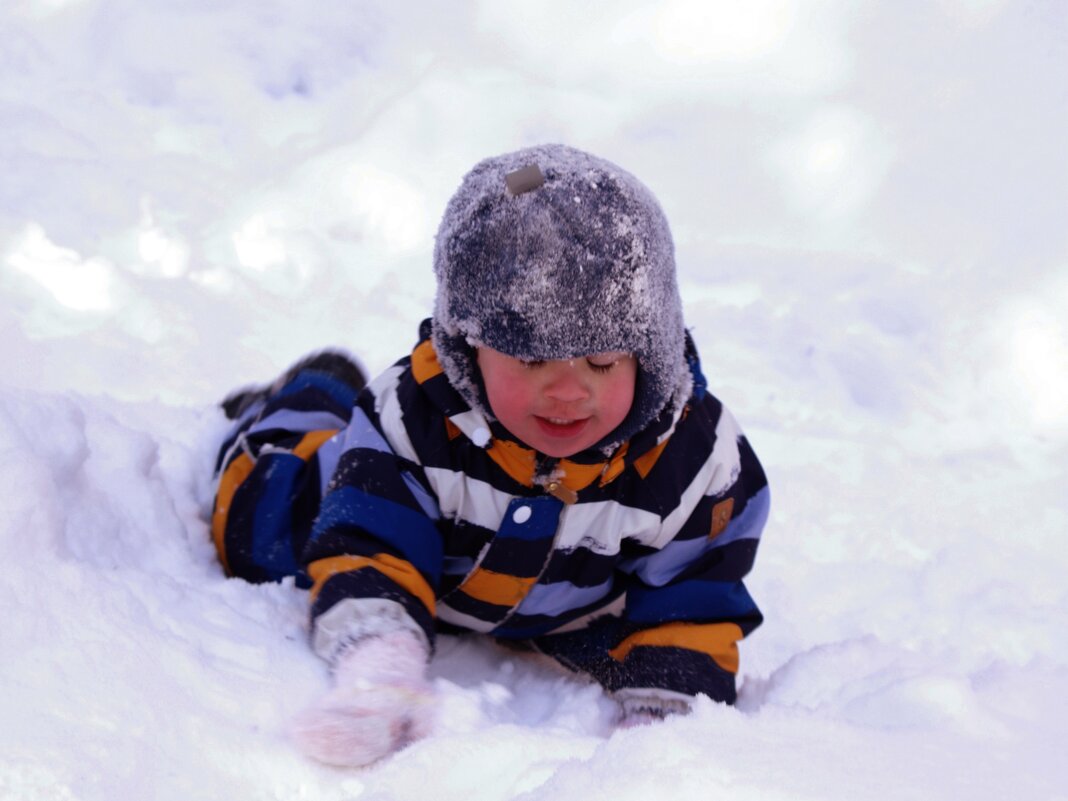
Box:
544, 480, 578, 505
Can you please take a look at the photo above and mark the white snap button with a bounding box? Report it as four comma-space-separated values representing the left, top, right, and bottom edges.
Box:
512, 505, 532, 524
471, 427, 491, 447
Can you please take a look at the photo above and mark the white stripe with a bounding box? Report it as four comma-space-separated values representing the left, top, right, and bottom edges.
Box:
613, 687, 695, 707
369, 365, 419, 463
546, 593, 627, 634
424, 466, 512, 531
556, 500, 662, 554
426, 466, 667, 556
447, 409, 492, 447
436, 601, 498, 633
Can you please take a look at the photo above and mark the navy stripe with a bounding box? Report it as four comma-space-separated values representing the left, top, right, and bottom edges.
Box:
441, 518, 494, 557
477, 537, 555, 577
626, 578, 759, 624
738, 434, 768, 492
312, 486, 442, 580
303, 524, 384, 563
249, 454, 312, 580
607, 646, 737, 701
494, 585, 627, 639
223, 477, 270, 582
221, 450, 322, 584
274, 371, 359, 414
394, 370, 470, 461
260, 388, 348, 420
673, 537, 760, 584
533, 620, 736, 702
540, 547, 618, 587
330, 449, 432, 518
438, 573, 467, 596
439, 588, 513, 624
442, 555, 476, 575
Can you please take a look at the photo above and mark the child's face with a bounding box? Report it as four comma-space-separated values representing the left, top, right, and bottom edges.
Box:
476, 346, 637, 458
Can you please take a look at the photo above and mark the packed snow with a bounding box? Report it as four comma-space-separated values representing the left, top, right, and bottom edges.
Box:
1, 1, 1066, 799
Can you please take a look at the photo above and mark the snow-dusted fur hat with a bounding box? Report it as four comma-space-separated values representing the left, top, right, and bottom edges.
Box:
432, 143, 691, 452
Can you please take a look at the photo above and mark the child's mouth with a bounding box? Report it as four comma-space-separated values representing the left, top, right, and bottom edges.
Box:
534, 416, 590, 438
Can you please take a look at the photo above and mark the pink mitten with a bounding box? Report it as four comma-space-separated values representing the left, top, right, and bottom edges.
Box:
292, 631, 433, 767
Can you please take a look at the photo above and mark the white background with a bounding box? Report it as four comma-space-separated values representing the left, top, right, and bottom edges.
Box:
1, 1, 1066, 799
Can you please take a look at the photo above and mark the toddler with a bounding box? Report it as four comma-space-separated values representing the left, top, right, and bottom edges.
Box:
212, 144, 770, 766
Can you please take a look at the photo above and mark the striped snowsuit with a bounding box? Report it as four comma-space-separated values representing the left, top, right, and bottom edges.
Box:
212, 321, 769, 705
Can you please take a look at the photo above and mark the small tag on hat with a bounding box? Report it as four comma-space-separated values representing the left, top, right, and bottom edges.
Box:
505, 164, 545, 196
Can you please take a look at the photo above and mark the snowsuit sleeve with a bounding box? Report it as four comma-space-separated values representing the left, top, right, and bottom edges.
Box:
534, 393, 769, 706
301, 363, 443, 663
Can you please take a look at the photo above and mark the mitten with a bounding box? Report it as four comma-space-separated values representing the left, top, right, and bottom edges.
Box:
292, 631, 433, 767
616, 693, 692, 728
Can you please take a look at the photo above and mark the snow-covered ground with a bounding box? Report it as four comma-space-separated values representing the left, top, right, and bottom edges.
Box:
2, 1, 1066, 799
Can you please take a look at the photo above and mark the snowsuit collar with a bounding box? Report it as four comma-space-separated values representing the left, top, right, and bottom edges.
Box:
408, 319, 706, 501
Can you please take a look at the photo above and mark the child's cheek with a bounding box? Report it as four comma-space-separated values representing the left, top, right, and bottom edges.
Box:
482, 366, 532, 422
602, 381, 635, 429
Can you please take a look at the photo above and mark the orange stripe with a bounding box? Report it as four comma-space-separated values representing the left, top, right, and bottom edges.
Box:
609, 622, 743, 673
556, 459, 605, 493
411, 339, 444, 384
709, 497, 735, 539
484, 441, 622, 495
307, 553, 436, 617
444, 418, 462, 441
211, 452, 255, 575
292, 428, 339, 460
457, 567, 537, 607
633, 438, 670, 479
599, 443, 629, 487
486, 439, 537, 487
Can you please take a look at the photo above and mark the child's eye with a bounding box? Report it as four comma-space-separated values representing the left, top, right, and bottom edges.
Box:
585, 352, 630, 373
520, 359, 546, 369
587, 360, 616, 374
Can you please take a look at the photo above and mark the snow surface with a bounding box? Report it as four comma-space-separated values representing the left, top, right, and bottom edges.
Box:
1, 1, 1066, 799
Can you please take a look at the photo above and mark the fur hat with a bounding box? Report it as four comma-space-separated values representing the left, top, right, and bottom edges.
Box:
431, 144, 691, 452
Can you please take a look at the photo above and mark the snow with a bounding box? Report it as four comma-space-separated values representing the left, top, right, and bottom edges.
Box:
1, 1, 1066, 799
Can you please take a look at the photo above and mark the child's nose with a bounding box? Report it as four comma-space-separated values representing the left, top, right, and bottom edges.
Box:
543, 363, 590, 402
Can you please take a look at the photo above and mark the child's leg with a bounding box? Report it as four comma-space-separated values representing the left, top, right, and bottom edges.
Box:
532, 615, 736, 714
211, 351, 366, 586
